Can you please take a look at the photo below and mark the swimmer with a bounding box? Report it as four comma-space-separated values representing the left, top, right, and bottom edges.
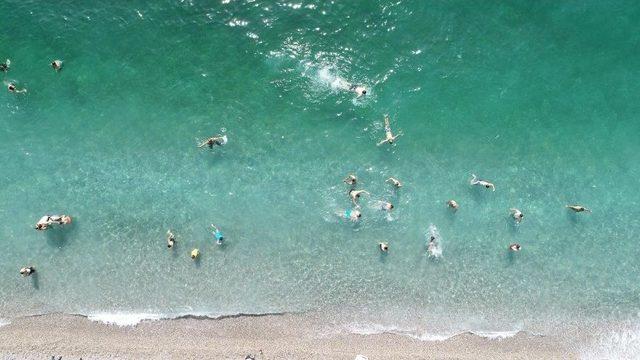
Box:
0, 59, 10, 72
49, 215, 72, 225
447, 200, 459, 211
343, 208, 362, 222
566, 205, 591, 213
210, 224, 224, 245
343, 174, 357, 186
20, 266, 36, 277
191, 248, 200, 259
35, 215, 51, 230
377, 115, 402, 146
349, 84, 367, 97
470, 174, 495, 191
386, 177, 402, 188
510, 208, 524, 223
427, 236, 437, 255
329, 72, 367, 97
7, 82, 27, 93
379, 201, 394, 211
509, 243, 521, 252
35, 215, 72, 230
379, 242, 389, 252
198, 134, 227, 149
167, 230, 175, 249
51, 59, 63, 71
348, 189, 369, 205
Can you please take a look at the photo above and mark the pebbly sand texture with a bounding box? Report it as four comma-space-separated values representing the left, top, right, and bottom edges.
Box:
0, 313, 578, 360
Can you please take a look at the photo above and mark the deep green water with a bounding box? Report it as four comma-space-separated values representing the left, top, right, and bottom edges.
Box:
1, 0, 639, 340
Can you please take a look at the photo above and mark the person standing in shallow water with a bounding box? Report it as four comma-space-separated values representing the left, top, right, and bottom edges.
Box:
343, 174, 357, 186
0, 59, 10, 72
510, 208, 524, 223
51, 59, 63, 71
167, 230, 176, 249
20, 266, 36, 277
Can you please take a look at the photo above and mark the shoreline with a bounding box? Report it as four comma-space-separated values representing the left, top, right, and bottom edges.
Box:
0, 312, 578, 359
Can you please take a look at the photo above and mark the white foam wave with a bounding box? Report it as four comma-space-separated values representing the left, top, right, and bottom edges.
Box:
344, 323, 520, 342
0, 318, 10, 327
580, 324, 640, 360
87, 312, 163, 327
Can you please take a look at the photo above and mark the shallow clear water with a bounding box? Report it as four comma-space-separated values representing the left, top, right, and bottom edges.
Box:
1, 0, 639, 338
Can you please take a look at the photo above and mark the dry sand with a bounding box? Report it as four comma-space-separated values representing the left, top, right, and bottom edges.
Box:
0, 313, 579, 359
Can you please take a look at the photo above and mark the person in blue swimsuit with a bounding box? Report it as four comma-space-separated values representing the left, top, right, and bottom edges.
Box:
211, 224, 224, 245
342, 208, 361, 222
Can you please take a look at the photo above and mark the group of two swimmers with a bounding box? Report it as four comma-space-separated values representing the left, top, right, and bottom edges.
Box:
2, 58, 63, 94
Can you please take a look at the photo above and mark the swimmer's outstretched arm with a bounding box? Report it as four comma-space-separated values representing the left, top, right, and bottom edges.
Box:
470, 174, 478, 185
210, 224, 219, 232
377, 138, 389, 146
197, 139, 211, 148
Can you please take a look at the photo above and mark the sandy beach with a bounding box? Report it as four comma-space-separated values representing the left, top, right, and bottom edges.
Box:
0, 313, 577, 359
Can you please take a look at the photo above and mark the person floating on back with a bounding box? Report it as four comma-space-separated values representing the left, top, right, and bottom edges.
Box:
7, 82, 27, 93
211, 224, 224, 245
20, 266, 36, 277
377, 115, 402, 146
0, 59, 10, 72
510, 208, 524, 223
167, 230, 176, 249
566, 205, 591, 213
349, 189, 369, 206
35, 215, 72, 230
51, 59, 63, 71
198, 134, 227, 149
343, 174, 357, 186
386, 177, 402, 188
509, 243, 521, 252
470, 174, 495, 191
447, 200, 459, 211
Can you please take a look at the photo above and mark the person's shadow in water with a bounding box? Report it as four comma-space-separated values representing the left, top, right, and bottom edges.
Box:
566, 210, 579, 225
45, 223, 78, 249
31, 272, 39, 290
506, 250, 517, 265
506, 216, 520, 234
468, 186, 491, 204
378, 248, 388, 264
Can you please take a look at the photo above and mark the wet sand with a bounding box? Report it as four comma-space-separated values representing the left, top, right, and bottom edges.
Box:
0, 313, 577, 359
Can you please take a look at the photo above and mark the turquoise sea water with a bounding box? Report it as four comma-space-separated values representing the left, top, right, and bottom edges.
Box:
1, 0, 639, 343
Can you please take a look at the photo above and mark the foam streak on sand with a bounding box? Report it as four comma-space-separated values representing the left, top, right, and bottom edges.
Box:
344, 323, 521, 342
87, 312, 163, 327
